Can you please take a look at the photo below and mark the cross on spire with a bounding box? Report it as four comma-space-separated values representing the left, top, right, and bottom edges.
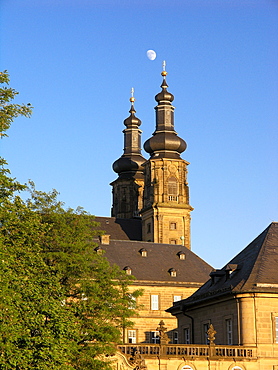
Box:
130, 87, 135, 104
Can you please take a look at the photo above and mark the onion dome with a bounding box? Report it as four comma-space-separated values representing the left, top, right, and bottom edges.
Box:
123, 97, 142, 128
112, 89, 146, 176
143, 62, 187, 159
155, 71, 174, 104
112, 154, 146, 174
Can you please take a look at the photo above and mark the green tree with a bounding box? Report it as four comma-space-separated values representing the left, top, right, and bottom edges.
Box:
27, 185, 141, 370
0, 71, 141, 369
0, 175, 77, 369
0, 70, 32, 137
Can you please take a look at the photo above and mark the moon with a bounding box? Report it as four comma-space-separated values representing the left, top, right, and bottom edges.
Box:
146, 50, 156, 61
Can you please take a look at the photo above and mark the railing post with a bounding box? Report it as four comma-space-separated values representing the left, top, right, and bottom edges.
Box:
207, 324, 217, 357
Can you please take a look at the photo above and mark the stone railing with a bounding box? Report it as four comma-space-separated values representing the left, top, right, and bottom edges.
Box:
118, 344, 257, 360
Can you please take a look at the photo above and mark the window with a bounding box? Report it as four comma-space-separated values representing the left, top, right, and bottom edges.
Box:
147, 223, 151, 233
177, 251, 186, 260
169, 268, 177, 277
173, 331, 178, 344
169, 222, 177, 230
226, 318, 233, 344
123, 266, 132, 275
128, 330, 136, 344
184, 328, 190, 344
170, 239, 177, 244
139, 248, 147, 257
151, 294, 159, 310
173, 295, 181, 302
128, 294, 136, 309
275, 317, 278, 343
203, 322, 210, 344
151, 331, 160, 344
168, 176, 178, 201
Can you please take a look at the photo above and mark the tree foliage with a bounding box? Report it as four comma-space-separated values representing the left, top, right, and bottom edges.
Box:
0, 72, 141, 369
0, 71, 32, 137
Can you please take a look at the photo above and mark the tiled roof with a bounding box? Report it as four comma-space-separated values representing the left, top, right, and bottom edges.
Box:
94, 238, 212, 285
169, 222, 278, 309
94, 217, 142, 241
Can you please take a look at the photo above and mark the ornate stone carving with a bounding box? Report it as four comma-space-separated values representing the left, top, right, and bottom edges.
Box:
207, 324, 217, 345
156, 320, 170, 345
129, 348, 147, 370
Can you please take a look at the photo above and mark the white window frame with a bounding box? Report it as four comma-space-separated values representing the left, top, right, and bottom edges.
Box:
173, 295, 181, 303
127, 329, 136, 344
128, 294, 136, 309
151, 294, 159, 310
173, 330, 178, 344
151, 331, 160, 344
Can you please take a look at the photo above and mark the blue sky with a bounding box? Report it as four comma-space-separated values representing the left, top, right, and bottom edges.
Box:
1, 0, 277, 268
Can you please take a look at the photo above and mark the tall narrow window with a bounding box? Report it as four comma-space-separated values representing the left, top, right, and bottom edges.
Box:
128, 294, 136, 309
151, 331, 160, 344
275, 317, 278, 343
173, 331, 178, 344
168, 176, 178, 201
151, 295, 159, 310
184, 327, 190, 344
226, 318, 233, 344
203, 323, 210, 344
128, 330, 136, 344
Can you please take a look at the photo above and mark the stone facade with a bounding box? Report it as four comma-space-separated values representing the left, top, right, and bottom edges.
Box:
124, 283, 199, 344
141, 158, 192, 248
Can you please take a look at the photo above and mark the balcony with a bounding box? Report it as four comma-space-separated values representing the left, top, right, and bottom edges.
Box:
118, 343, 257, 360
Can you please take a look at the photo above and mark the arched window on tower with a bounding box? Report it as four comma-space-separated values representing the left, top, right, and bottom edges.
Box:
168, 176, 178, 202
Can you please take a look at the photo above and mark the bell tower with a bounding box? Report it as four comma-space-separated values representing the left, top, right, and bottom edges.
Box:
141, 62, 193, 248
111, 89, 146, 219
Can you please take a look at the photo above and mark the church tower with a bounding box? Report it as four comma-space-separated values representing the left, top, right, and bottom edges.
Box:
111, 89, 146, 219
141, 63, 193, 248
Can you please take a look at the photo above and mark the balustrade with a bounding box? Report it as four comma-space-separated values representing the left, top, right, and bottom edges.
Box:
118, 344, 256, 359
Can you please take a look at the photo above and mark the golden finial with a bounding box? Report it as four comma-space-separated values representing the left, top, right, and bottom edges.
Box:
161, 60, 167, 77
130, 87, 135, 103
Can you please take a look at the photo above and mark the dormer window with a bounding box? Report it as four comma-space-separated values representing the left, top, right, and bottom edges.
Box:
169, 268, 177, 277
139, 248, 147, 257
210, 269, 226, 284
225, 264, 239, 279
123, 266, 132, 275
99, 234, 110, 245
94, 246, 103, 254
177, 251, 186, 260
